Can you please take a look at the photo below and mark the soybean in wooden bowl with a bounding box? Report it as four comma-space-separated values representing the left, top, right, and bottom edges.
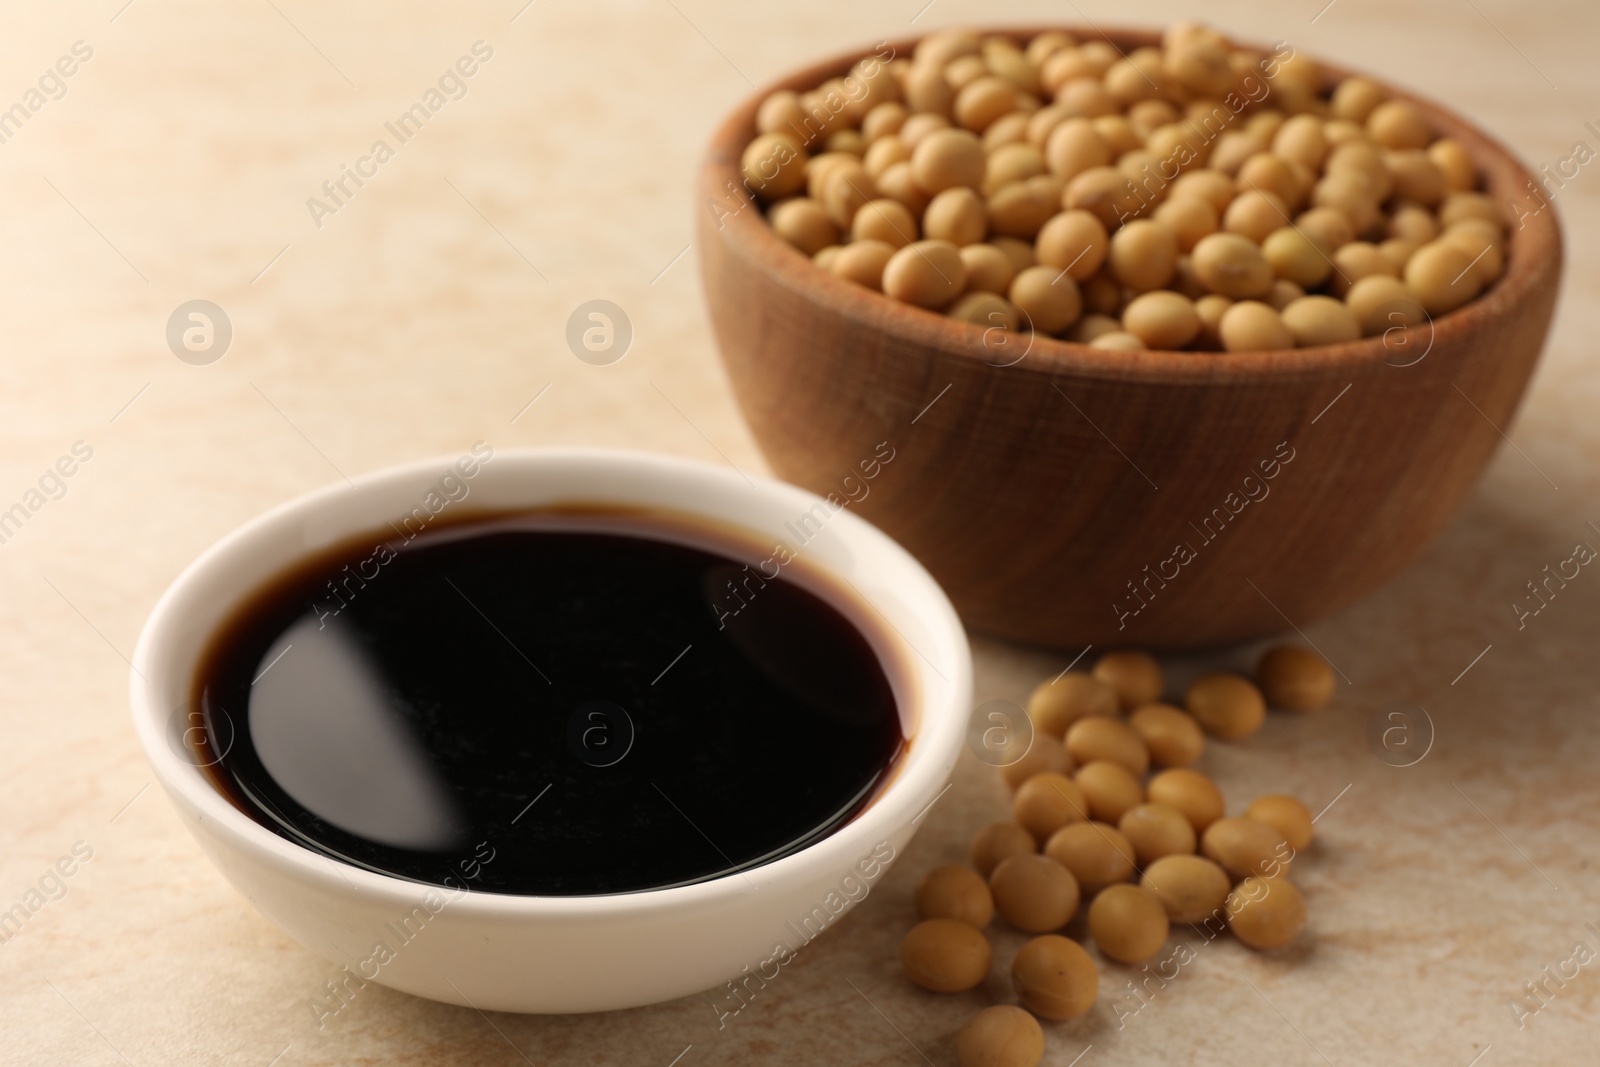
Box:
696, 25, 1561, 651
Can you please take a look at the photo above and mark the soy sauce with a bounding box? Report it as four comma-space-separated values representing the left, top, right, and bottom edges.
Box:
190, 509, 908, 895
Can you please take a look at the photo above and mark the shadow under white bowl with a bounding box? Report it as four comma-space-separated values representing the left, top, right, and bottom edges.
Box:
129, 447, 972, 1014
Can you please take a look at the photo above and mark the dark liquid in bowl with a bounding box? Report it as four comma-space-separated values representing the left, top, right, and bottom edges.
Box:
190, 510, 908, 895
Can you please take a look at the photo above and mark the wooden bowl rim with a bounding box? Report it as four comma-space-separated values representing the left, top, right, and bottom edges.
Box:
701, 25, 1563, 385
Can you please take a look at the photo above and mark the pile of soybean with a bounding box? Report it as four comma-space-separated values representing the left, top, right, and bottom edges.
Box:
902, 646, 1334, 1067
744, 23, 1507, 351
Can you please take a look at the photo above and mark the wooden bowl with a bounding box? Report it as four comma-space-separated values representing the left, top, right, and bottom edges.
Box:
697, 28, 1562, 651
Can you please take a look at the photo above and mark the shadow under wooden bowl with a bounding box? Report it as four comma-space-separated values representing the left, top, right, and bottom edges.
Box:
697, 27, 1562, 652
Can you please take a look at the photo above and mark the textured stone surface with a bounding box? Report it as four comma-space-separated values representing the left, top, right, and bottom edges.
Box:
0, 1, 1594, 1064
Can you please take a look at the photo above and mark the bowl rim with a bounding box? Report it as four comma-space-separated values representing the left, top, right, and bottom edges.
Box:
128, 446, 973, 920
699, 25, 1563, 384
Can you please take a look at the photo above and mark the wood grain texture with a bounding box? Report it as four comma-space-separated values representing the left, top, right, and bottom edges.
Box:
699, 28, 1563, 651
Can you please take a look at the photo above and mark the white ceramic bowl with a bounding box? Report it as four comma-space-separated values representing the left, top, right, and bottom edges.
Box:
130, 447, 971, 1014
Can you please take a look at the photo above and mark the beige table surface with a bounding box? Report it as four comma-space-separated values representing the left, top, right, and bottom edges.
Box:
1, 0, 1597, 1064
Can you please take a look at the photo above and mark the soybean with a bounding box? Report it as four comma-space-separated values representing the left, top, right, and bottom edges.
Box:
1280, 295, 1362, 346
917, 864, 996, 927
925, 187, 989, 245
1088, 884, 1170, 963
972, 821, 1039, 877
883, 239, 969, 308
1192, 232, 1274, 298
957, 1005, 1045, 1067
901, 918, 993, 991
961, 242, 1019, 294
912, 127, 987, 193
1119, 802, 1198, 864
1128, 703, 1205, 767
1346, 275, 1425, 336
1147, 768, 1225, 833
1140, 853, 1232, 923
831, 239, 898, 291
1065, 717, 1151, 777
1044, 821, 1137, 893
851, 198, 919, 247
1013, 771, 1089, 840
1245, 795, 1314, 852
1000, 735, 1073, 791
770, 198, 839, 255
758, 27, 1498, 351
1009, 266, 1083, 335
1092, 649, 1164, 710
949, 291, 1021, 331
1035, 210, 1109, 281
1122, 291, 1201, 349
990, 853, 1081, 932
1108, 219, 1180, 293
1201, 817, 1293, 881
1027, 671, 1118, 736
1011, 935, 1099, 1020
1186, 672, 1267, 739
1257, 645, 1336, 711
1405, 239, 1483, 314
1227, 876, 1307, 949
743, 133, 808, 199
1075, 759, 1145, 824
